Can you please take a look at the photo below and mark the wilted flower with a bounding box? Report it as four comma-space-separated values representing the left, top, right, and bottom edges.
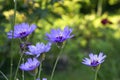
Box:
82, 52, 106, 67
20, 42, 32, 51
101, 18, 112, 25
20, 58, 40, 71
25, 42, 51, 57
7, 23, 36, 39
46, 27, 74, 43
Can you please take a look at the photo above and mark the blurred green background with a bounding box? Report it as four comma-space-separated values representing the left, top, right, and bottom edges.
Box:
0, 0, 120, 80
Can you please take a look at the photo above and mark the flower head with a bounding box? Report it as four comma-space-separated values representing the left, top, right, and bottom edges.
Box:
7, 23, 36, 39
82, 52, 106, 67
42, 78, 47, 80
46, 27, 74, 43
36, 78, 40, 80
20, 58, 40, 71
36, 78, 47, 80
25, 42, 51, 57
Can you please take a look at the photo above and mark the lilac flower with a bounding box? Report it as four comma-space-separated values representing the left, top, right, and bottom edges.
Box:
36, 78, 40, 80
42, 78, 47, 80
82, 52, 106, 67
25, 42, 51, 57
7, 23, 36, 39
46, 27, 74, 43
20, 58, 40, 71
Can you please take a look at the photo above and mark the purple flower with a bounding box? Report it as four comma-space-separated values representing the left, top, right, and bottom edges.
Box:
20, 58, 40, 71
7, 23, 36, 39
36, 78, 47, 80
42, 78, 47, 80
82, 52, 106, 67
46, 27, 74, 43
36, 78, 40, 80
25, 42, 51, 57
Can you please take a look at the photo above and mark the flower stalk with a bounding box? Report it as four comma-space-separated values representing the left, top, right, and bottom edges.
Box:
97, 0, 103, 16
14, 53, 24, 80
38, 63, 42, 79
10, 0, 17, 80
0, 71, 8, 80
14, 39, 27, 80
37, 53, 45, 79
22, 58, 25, 80
50, 43, 65, 80
94, 65, 101, 80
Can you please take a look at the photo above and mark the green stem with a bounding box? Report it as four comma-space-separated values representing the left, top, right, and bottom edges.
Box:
94, 65, 100, 80
94, 69, 98, 80
10, 57, 13, 80
34, 74, 36, 80
97, 0, 103, 16
37, 63, 42, 79
34, 77, 36, 80
50, 44, 65, 80
34, 68, 38, 80
10, 0, 17, 80
0, 71, 8, 80
14, 53, 24, 80
14, 39, 27, 80
22, 58, 25, 80
37, 53, 45, 79
13, 0, 17, 26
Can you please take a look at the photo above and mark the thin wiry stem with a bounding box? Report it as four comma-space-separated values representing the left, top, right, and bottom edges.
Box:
10, 0, 17, 80
14, 39, 27, 80
97, 0, 103, 16
22, 58, 25, 80
0, 71, 8, 80
37, 53, 45, 79
94, 69, 98, 80
14, 53, 24, 80
94, 65, 101, 80
50, 43, 65, 80
34, 73, 36, 80
34, 68, 38, 80
37, 63, 42, 79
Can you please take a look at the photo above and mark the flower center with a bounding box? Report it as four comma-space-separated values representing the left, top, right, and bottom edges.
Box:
20, 32, 26, 36
56, 36, 63, 39
91, 60, 99, 66
29, 65, 35, 68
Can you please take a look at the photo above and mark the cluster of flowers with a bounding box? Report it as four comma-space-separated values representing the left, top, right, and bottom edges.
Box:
7, 23, 74, 79
7, 22, 106, 79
